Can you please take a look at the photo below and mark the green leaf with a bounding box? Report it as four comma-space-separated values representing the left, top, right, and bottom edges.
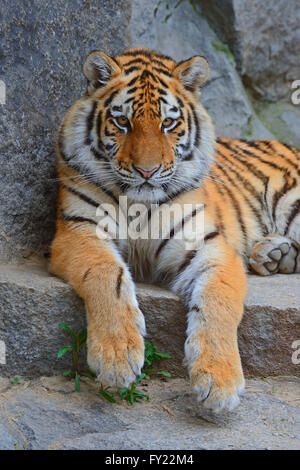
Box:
57, 346, 72, 358
62, 370, 71, 377
134, 390, 149, 398
78, 329, 87, 347
58, 323, 76, 338
81, 372, 95, 381
135, 373, 146, 385
142, 368, 156, 375
129, 394, 134, 405
157, 370, 172, 378
134, 397, 144, 403
75, 372, 80, 392
99, 390, 116, 403
118, 388, 129, 400
155, 352, 172, 359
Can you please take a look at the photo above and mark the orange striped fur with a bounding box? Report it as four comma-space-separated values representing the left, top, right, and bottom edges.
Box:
50, 48, 300, 412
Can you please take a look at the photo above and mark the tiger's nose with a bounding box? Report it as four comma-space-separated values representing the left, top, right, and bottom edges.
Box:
133, 165, 160, 179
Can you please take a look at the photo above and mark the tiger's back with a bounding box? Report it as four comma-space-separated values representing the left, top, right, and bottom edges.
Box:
207, 138, 300, 258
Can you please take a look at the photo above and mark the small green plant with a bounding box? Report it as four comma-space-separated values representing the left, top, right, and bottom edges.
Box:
10, 376, 23, 385
143, 340, 172, 379
57, 322, 172, 404
99, 385, 116, 403
57, 323, 88, 391
99, 341, 172, 405
118, 373, 150, 405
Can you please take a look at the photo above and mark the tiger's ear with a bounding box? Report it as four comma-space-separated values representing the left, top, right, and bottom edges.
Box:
83, 51, 121, 94
174, 56, 210, 92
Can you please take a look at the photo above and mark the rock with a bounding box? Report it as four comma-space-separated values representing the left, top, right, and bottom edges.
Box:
199, 0, 300, 102
0, 423, 22, 450
251, 100, 300, 149
0, 262, 299, 378
0, 0, 132, 262
0, 376, 299, 450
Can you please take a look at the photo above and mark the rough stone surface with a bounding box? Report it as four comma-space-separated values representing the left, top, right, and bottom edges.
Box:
0, 375, 299, 450
0, 0, 132, 262
251, 101, 300, 149
199, 0, 300, 102
0, 263, 299, 379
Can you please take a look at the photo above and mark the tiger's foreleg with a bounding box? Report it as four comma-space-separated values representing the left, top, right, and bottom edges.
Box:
173, 238, 247, 412
50, 223, 145, 388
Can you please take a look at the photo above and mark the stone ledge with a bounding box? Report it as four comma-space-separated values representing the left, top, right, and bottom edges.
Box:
0, 263, 299, 378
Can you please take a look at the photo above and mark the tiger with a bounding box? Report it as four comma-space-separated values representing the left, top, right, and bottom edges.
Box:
50, 48, 300, 413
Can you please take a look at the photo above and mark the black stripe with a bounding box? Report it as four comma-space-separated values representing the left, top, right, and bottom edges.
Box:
124, 66, 140, 75
176, 97, 184, 108
190, 102, 200, 148
140, 69, 158, 82
123, 58, 149, 67
152, 67, 172, 77
204, 230, 220, 242
212, 167, 248, 248
62, 184, 99, 208
291, 241, 299, 273
216, 149, 264, 209
116, 267, 123, 298
61, 213, 97, 225
127, 86, 139, 94
191, 305, 200, 312
236, 141, 288, 173
262, 141, 300, 176
120, 49, 152, 58
218, 140, 269, 184
179, 250, 198, 272
214, 158, 268, 235
284, 199, 300, 235
85, 101, 97, 145
90, 146, 109, 162
82, 268, 91, 282
155, 205, 204, 258
156, 75, 169, 88
96, 111, 102, 142
104, 90, 119, 107
127, 76, 140, 87
272, 172, 296, 220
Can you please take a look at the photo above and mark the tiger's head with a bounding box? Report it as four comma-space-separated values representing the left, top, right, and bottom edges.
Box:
60, 48, 215, 203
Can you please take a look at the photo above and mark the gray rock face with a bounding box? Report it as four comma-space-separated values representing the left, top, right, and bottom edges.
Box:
0, 375, 299, 450
199, 0, 300, 101
0, 0, 132, 262
0, 263, 299, 379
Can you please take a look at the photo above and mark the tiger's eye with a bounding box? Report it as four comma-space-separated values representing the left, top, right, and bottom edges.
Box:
162, 117, 174, 127
116, 115, 129, 126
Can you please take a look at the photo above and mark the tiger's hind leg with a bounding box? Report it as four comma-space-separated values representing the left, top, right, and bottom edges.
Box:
250, 234, 300, 276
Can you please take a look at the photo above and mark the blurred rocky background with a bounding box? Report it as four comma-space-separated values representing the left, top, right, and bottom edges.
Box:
0, 0, 300, 261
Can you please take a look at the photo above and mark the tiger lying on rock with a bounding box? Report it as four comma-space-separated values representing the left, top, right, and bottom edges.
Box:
50, 48, 300, 412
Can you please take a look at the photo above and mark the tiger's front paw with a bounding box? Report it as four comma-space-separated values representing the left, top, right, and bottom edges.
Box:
87, 305, 146, 388
250, 234, 300, 275
186, 340, 245, 412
